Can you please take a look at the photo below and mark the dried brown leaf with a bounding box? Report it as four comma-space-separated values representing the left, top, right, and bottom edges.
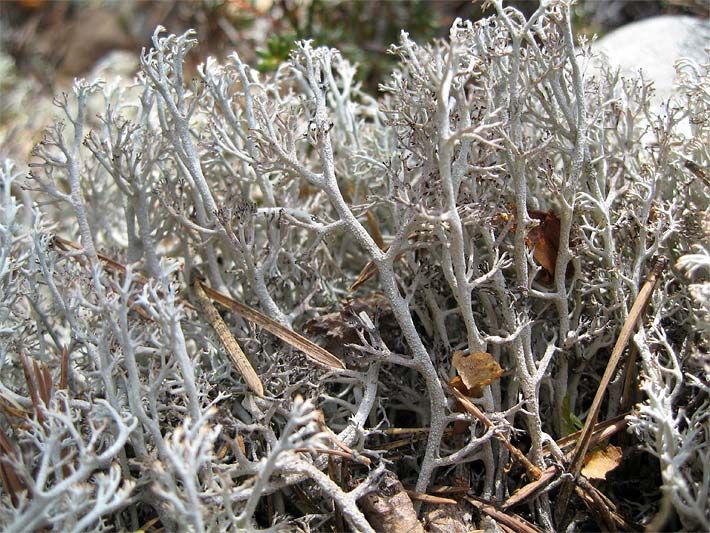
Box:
526, 210, 561, 280
452, 351, 503, 395
581, 444, 622, 480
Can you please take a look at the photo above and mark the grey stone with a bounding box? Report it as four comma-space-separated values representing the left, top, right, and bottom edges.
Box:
593, 15, 710, 105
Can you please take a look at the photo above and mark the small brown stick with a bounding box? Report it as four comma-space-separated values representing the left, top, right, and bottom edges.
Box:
405, 490, 457, 505
502, 465, 559, 510
575, 475, 638, 531
450, 385, 542, 480
556, 256, 667, 521
192, 276, 264, 397
464, 495, 543, 533
547, 413, 629, 457
294, 447, 371, 465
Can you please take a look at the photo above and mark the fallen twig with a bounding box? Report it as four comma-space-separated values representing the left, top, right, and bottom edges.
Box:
502, 465, 559, 510
405, 490, 457, 505
464, 495, 543, 533
450, 385, 542, 480
555, 256, 666, 522
547, 413, 629, 456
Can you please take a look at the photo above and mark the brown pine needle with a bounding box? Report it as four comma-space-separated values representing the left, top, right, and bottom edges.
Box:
193, 277, 265, 397
380, 427, 432, 435
366, 211, 386, 251
294, 446, 371, 465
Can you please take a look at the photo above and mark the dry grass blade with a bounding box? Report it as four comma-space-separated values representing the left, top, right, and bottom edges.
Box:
199, 281, 345, 370
556, 256, 667, 521
193, 278, 265, 397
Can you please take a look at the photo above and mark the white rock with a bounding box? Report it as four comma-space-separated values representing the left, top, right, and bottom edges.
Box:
592, 15, 710, 105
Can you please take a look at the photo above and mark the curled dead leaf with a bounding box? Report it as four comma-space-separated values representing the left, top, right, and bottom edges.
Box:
581, 444, 622, 480
451, 351, 503, 396
526, 210, 561, 280
498, 207, 574, 283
